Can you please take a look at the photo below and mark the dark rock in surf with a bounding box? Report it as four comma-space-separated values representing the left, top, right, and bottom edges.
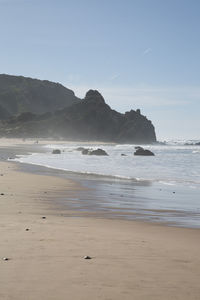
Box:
52, 149, 61, 154
135, 146, 143, 150
89, 149, 108, 156
81, 149, 91, 155
134, 148, 155, 156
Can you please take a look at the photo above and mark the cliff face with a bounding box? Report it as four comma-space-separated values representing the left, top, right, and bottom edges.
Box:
0, 89, 157, 144
53, 90, 156, 143
0, 74, 80, 115
119, 109, 157, 143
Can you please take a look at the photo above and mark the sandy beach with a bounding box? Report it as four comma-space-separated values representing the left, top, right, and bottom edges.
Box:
0, 140, 200, 300
0, 162, 199, 300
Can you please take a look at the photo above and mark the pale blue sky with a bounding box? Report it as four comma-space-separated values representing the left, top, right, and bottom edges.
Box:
0, 0, 200, 140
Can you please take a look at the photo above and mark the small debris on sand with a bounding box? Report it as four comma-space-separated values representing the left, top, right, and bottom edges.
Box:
2, 257, 9, 261
84, 256, 92, 260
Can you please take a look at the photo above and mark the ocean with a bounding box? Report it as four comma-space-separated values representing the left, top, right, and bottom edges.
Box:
13, 140, 200, 228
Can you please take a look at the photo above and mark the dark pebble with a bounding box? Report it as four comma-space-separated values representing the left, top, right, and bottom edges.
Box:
84, 256, 92, 259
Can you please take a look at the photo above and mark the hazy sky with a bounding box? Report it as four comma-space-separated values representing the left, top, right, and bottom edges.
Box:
0, 0, 200, 140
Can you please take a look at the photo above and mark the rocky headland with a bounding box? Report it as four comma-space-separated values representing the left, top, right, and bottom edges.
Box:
0, 75, 157, 144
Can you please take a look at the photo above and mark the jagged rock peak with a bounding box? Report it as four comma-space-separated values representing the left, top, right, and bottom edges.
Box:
84, 90, 105, 104
124, 109, 142, 120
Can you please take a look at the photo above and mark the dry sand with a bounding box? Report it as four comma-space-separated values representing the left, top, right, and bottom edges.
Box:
0, 159, 200, 300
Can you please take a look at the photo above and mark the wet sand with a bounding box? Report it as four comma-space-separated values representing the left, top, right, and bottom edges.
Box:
3, 137, 200, 228
0, 158, 200, 300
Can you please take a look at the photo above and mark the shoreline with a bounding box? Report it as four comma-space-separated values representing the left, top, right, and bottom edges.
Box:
0, 160, 200, 299
14, 161, 200, 228
1, 138, 200, 228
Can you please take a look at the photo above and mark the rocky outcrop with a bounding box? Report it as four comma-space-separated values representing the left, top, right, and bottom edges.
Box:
53, 90, 157, 143
117, 109, 156, 144
52, 149, 61, 154
82, 149, 91, 155
89, 149, 108, 156
81, 148, 108, 156
134, 147, 155, 156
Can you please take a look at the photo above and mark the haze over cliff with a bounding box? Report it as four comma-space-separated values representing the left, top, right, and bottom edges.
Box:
0, 75, 156, 143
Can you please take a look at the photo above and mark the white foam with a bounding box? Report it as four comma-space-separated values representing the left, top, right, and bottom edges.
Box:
13, 141, 200, 189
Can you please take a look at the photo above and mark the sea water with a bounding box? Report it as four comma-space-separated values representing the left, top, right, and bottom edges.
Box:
13, 140, 200, 227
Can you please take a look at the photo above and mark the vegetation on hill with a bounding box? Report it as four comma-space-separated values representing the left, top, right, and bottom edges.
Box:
0, 74, 80, 115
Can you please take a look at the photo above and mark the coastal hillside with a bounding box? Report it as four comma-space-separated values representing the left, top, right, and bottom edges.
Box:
0, 104, 10, 119
50, 90, 157, 143
0, 74, 80, 115
0, 89, 157, 143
